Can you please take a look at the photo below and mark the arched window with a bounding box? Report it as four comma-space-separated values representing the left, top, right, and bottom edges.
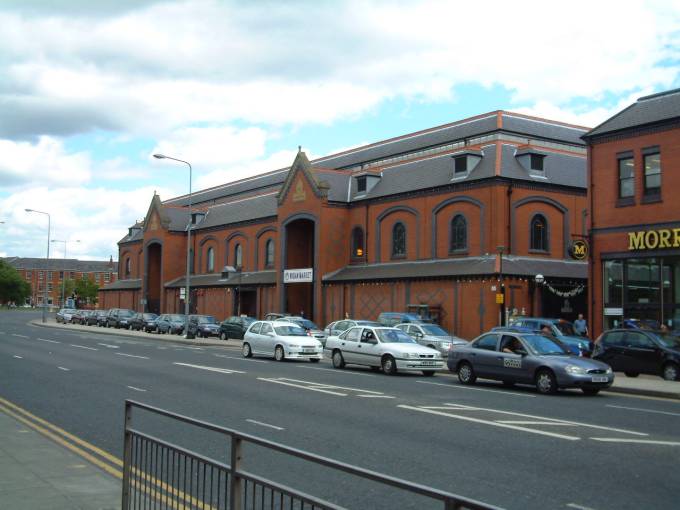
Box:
352, 227, 364, 258
391, 222, 406, 258
265, 239, 275, 267
234, 243, 243, 269
125, 258, 131, 277
530, 214, 548, 251
206, 247, 215, 273
450, 215, 467, 252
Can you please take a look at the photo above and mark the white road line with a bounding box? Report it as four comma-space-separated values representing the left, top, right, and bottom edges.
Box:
116, 353, 150, 360
416, 380, 536, 398
567, 503, 598, 510
213, 354, 268, 363
11, 333, 28, 338
246, 419, 285, 431
13, 355, 23, 359
258, 378, 347, 396
606, 404, 680, 417
70, 344, 98, 351
590, 437, 680, 446
298, 366, 373, 377
58, 367, 70, 371
127, 386, 147, 392
497, 420, 574, 426
442, 403, 649, 436
98, 343, 120, 349
399, 405, 581, 440
274, 377, 385, 395
179, 346, 204, 351
38, 338, 61, 344
173, 362, 244, 374
357, 395, 396, 399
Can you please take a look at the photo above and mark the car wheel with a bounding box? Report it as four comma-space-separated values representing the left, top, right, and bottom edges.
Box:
242, 343, 252, 358
457, 362, 476, 384
662, 362, 679, 381
421, 371, 435, 377
381, 355, 397, 375
274, 345, 285, 362
624, 372, 639, 378
582, 388, 600, 396
332, 350, 345, 369
220, 332, 227, 340
535, 369, 558, 395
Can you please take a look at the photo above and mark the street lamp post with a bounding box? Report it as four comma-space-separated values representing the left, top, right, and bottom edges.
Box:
153, 154, 192, 337
25, 209, 51, 323
498, 245, 506, 326
51, 239, 80, 307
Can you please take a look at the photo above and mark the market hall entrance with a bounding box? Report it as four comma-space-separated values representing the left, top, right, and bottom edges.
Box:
145, 242, 162, 314
283, 217, 315, 319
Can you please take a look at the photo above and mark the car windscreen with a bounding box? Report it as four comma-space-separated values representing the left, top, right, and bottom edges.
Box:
420, 325, 449, 336
198, 316, 216, 324
652, 333, 680, 349
356, 321, 381, 326
169, 315, 185, 322
376, 329, 417, 344
291, 319, 318, 330
554, 322, 576, 336
120, 310, 135, 317
143, 314, 158, 319
523, 335, 570, 355
274, 325, 308, 336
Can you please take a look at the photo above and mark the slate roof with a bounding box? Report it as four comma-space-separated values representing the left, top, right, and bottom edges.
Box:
501, 114, 588, 146
584, 88, 680, 139
3, 257, 117, 272
195, 193, 278, 230
99, 279, 141, 291
323, 256, 586, 282
165, 271, 276, 288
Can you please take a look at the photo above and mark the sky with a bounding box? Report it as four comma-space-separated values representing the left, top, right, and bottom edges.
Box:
0, 0, 678, 261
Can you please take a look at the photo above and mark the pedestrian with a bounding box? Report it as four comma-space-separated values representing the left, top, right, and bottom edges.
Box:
574, 313, 588, 337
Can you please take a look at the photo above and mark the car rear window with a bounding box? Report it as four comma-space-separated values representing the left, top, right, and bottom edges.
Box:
274, 325, 307, 336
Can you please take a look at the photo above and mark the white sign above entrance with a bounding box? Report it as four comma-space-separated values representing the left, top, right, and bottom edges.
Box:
284, 268, 313, 283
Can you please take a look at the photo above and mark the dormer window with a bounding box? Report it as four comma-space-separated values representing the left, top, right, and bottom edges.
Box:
530, 154, 545, 172
454, 156, 467, 174
357, 176, 367, 192
353, 173, 381, 195
450, 149, 482, 180
516, 147, 548, 177
191, 212, 206, 225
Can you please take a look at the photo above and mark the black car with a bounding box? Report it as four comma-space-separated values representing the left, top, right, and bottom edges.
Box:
219, 316, 255, 340
71, 309, 91, 325
187, 315, 221, 338
106, 308, 136, 328
593, 329, 680, 381
156, 314, 187, 335
129, 313, 159, 332
94, 310, 109, 327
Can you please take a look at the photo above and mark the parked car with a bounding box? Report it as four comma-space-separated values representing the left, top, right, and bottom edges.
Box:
56, 308, 77, 323
243, 320, 323, 361
94, 310, 109, 327
86, 310, 105, 326
593, 329, 680, 381
622, 318, 661, 330
325, 319, 382, 337
71, 309, 91, 325
395, 323, 467, 356
511, 317, 592, 356
325, 325, 443, 376
156, 314, 187, 335
187, 315, 221, 338
264, 312, 290, 321
377, 312, 433, 327
106, 308, 136, 328
282, 316, 327, 345
219, 316, 256, 340
448, 330, 614, 395
129, 313, 159, 332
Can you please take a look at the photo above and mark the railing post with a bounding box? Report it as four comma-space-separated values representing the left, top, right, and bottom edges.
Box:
121, 401, 133, 510
229, 435, 243, 509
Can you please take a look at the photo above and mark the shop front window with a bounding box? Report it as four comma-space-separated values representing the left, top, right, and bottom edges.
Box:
626, 258, 660, 305
604, 260, 623, 306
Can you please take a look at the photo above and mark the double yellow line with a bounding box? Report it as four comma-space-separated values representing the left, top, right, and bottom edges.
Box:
0, 397, 215, 509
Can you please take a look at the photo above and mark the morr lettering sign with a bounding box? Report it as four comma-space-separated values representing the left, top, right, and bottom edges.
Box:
628, 228, 680, 250
283, 268, 313, 283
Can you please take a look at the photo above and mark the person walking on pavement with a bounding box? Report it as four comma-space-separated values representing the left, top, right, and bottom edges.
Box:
574, 313, 588, 337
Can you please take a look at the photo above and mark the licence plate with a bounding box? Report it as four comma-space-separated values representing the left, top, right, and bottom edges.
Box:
303, 349, 316, 353
421, 361, 438, 366
591, 376, 608, 383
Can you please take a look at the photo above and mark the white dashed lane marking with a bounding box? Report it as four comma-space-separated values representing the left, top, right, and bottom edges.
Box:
116, 353, 150, 359
13, 355, 23, 359
127, 386, 147, 392
590, 438, 680, 446
11, 334, 28, 338
173, 362, 244, 374
38, 338, 60, 344
98, 343, 120, 349
606, 404, 680, 417
258, 377, 393, 398
70, 344, 98, 351
58, 367, 70, 371
246, 419, 285, 431
213, 354, 268, 363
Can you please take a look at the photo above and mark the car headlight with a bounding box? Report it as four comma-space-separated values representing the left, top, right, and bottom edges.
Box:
405, 352, 419, 358
440, 343, 451, 350
565, 364, 588, 375
605, 367, 613, 375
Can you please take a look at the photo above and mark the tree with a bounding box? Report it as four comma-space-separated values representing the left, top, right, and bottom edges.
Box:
0, 260, 31, 305
74, 278, 99, 305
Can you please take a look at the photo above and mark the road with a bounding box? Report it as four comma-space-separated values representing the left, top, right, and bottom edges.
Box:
1, 310, 679, 509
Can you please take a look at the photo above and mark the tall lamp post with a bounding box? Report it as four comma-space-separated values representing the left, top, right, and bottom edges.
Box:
51, 239, 80, 307
497, 245, 506, 326
25, 209, 51, 323
153, 154, 192, 337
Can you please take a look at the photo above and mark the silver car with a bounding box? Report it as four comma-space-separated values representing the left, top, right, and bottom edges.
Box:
447, 331, 614, 395
326, 319, 382, 337
325, 326, 444, 376
396, 323, 467, 356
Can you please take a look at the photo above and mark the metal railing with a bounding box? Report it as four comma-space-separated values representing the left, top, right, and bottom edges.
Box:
123, 400, 502, 510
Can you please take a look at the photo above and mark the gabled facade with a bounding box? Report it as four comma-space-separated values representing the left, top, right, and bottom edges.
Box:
101, 110, 590, 339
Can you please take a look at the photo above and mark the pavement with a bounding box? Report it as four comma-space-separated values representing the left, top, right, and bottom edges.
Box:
0, 407, 119, 509
30, 318, 680, 401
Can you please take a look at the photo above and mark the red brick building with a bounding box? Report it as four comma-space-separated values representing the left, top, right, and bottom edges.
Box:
100, 111, 590, 339
4, 256, 117, 307
584, 89, 680, 337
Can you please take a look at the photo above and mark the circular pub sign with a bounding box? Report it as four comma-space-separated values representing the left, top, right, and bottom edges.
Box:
569, 239, 589, 260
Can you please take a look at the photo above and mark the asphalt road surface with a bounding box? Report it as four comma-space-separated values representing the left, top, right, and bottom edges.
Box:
1, 310, 679, 510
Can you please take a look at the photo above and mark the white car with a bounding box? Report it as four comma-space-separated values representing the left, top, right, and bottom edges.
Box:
324, 326, 444, 376
243, 320, 323, 362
